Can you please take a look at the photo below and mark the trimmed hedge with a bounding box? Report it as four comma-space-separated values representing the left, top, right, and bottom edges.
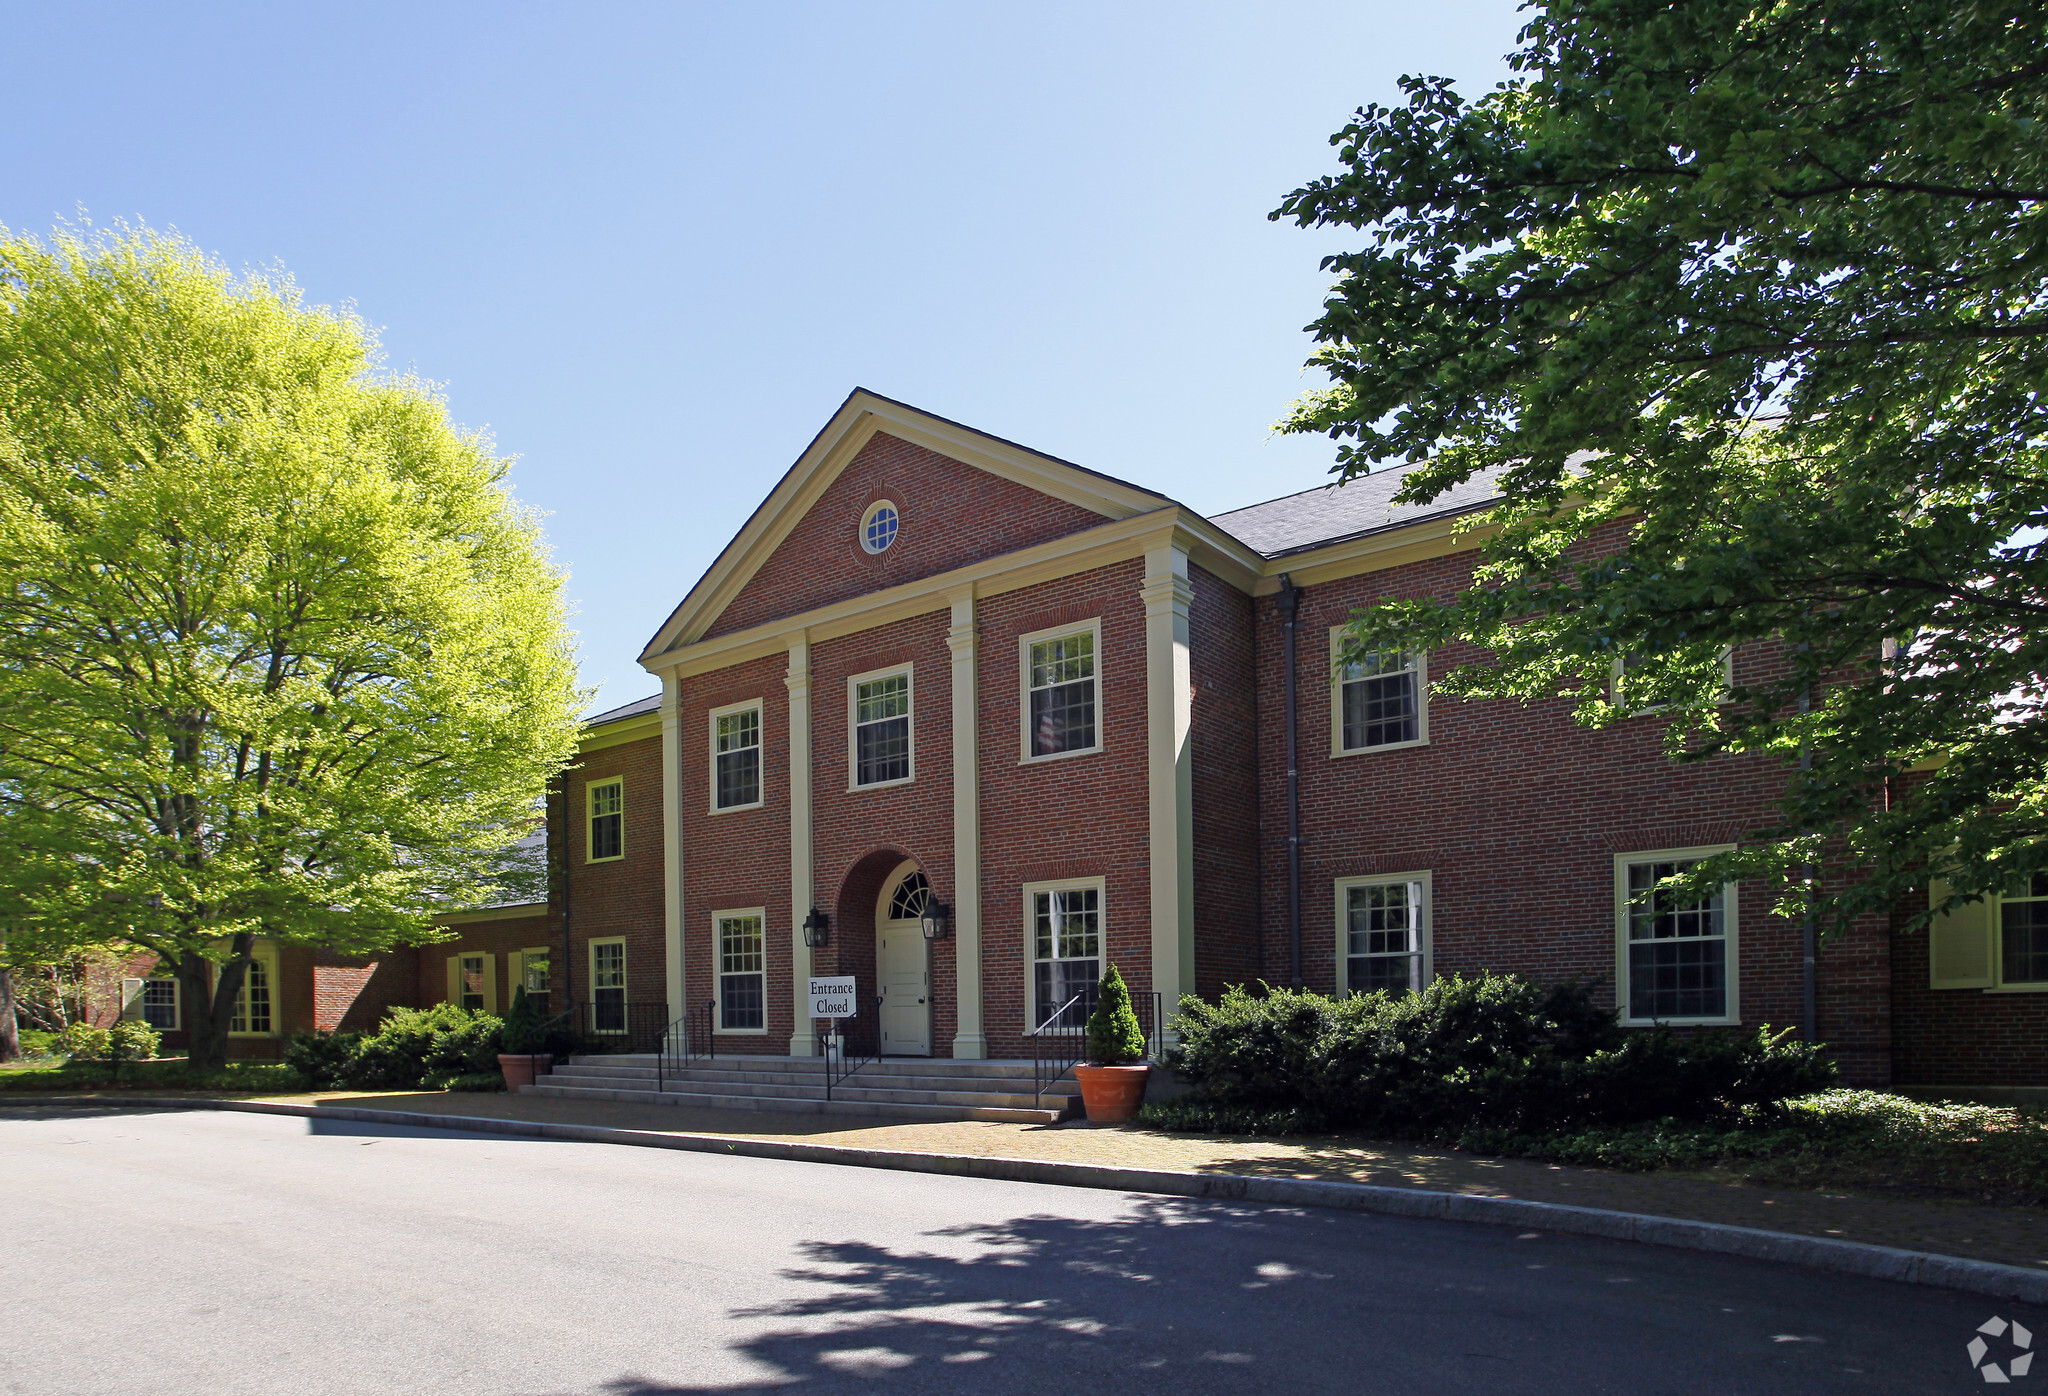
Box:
284, 1004, 504, 1090
1161, 973, 1835, 1138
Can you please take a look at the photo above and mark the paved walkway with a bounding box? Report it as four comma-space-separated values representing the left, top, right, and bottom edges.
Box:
150, 1087, 2035, 1273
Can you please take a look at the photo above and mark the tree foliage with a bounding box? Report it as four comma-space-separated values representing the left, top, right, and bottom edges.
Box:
0, 225, 585, 1063
1272, 0, 2048, 930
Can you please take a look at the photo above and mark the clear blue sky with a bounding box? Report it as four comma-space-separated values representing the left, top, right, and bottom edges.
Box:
3, 2, 1522, 711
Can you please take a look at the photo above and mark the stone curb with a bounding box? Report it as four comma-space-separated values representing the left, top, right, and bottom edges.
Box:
16, 1094, 2048, 1305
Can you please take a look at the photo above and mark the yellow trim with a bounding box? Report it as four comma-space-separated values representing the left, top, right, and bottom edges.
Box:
1333, 871, 1433, 995
1614, 847, 1740, 1026
587, 937, 629, 1035
947, 589, 987, 1058
786, 639, 816, 1056
1017, 617, 1104, 765
847, 661, 916, 792
438, 901, 547, 925
581, 712, 661, 753
226, 940, 282, 1037
1328, 627, 1430, 758
586, 776, 625, 863
449, 951, 496, 1013
639, 390, 1180, 658
1141, 544, 1196, 1022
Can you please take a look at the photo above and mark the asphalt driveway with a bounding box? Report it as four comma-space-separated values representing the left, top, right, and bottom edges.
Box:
0, 1106, 2023, 1393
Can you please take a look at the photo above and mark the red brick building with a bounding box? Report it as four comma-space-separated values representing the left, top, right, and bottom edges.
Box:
167, 390, 2038, 1088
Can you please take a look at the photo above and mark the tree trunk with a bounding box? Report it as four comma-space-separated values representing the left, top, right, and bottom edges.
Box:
180, 939, 251, 1070
0, 965, 19, 1063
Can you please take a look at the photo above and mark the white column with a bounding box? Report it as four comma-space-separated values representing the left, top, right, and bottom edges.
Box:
1141, 543, 1196, 1037
661, 668, 686, 1030
947, 588, 986, 1059
786, 636, 817, 1057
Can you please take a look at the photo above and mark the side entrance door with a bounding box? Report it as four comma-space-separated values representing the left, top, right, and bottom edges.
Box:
878, 863, 931, 1056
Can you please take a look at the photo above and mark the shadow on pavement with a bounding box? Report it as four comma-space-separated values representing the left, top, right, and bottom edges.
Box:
581, 1195, 1977, 1395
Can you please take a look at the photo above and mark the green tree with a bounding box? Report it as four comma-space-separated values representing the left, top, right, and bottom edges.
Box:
1272, 1, 2048, 931
0, 225, 585, 1066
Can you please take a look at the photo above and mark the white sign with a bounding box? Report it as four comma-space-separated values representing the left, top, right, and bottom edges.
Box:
808, 977, 858, 1018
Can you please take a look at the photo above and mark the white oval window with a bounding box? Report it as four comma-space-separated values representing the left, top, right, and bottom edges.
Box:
860, 499, 900, 554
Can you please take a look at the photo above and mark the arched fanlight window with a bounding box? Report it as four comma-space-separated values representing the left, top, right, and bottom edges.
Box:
888, 870, 931, 920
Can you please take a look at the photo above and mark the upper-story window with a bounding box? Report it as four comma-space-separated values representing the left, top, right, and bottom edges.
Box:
711, 701, 763, 811
850, 665, 913, 788
1333, 631, 1426, 754
860, 499, 900, 554
1022, 621, 1101, 761
588, 778, 624, 861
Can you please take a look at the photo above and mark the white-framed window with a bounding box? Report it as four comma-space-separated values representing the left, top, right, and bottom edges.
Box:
2003, 875, 2048, 986
1611, 648, 1737, 714
849, 664, 914, 789
1616, 848, 1739, 1024
714, 910, 767, 1032
587, 778, 624, 862
140, 977, 180, 1032
860, 499, 900, 554
710, 700, 764, 812
522, 947, 551, 998
1025, 878, 1104, 1028
1020, 620, 1102, 762
228, 945, 279, 1036
589, 938, 627, 1034
1332, 630, 1427, 754
1336, 873, 1431, 996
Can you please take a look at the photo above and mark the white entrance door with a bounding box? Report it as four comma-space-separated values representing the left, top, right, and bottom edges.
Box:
877, 863, 931, 1056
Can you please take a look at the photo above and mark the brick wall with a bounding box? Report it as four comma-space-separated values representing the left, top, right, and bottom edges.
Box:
314, 945, 422, 1033
412, 916, 555, 1017
1251, 537, 1892, 1084
1190, 562, 1261, 1002
1892, 889, 2048, 1086
566, 731, 668, 1029
705, 432, 1110, 639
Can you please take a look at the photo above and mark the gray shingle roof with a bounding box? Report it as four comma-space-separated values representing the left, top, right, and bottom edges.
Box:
587, 692, 661, 727
1210, 459, 1506, 559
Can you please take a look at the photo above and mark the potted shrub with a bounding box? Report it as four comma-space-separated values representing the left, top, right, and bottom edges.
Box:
497, 987, 553, 1091
1072, 964, 1150, 1124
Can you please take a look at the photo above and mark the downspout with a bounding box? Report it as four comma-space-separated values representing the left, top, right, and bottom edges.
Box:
1278, 575, 1304, 990
1799, 677, 1816, 1044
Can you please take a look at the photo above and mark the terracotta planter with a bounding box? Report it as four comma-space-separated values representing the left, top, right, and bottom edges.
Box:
497, 1053, 554, 1092
1073, 1063, 1151, 1124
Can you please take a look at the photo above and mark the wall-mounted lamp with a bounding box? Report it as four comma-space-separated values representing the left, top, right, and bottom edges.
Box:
919, 901, 951, 942
801, 907, 831, 948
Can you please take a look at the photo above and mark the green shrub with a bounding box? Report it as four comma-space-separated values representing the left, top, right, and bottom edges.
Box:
1164, 973, 1834, 1138
17, 1029, 63, 1060
1086, 964, 1147, 1065
444, 1071, 506, 1092
500, 987, 544, 1054
0, 1059, 305, 1093
107, 1018, 161, 1062
283, 1030, 364, 1089
58, 1022, 111, 1060
346, 1004, 502, 1089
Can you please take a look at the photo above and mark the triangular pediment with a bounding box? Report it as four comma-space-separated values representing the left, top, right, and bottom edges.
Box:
639, 389, 1175, 657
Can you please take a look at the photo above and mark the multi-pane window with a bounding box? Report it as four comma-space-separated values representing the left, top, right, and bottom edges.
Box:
588, 779, 624, 861
713, 706, 762, 809
853, 672, 912, 786
1624, 858, 1730, 1020
2002, 874, 2048, 985
889, 870, 932, 920
1339, 648, 1421, 751
229, 955, 272, 1034
718, 914, 765, 1030
141, 978, 179, 1031
1027, 630, 1098, 758
458, 954, 487, 1011
590, 941, 626, 1033
521, 947, 551, 1016
1345, 881, 1425, 995
1031, 886, 1101, 1027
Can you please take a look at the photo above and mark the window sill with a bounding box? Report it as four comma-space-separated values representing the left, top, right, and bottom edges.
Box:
849, 776, 915, 793
1984, 984, 2048, 995
707, 800, 765, 817
714, 1027, 770, 1035
1332, 737, 1430, 759
586, 855, 625, 864
1019, 745, 1103, 766
1621, 1015, 1739, 1028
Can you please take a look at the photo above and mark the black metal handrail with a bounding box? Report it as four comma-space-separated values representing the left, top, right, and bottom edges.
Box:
570, 1000, 670, 1055
656, 1000, 716, 1093
1028, 987, 1163, 1109
820, 993, 882, 1101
